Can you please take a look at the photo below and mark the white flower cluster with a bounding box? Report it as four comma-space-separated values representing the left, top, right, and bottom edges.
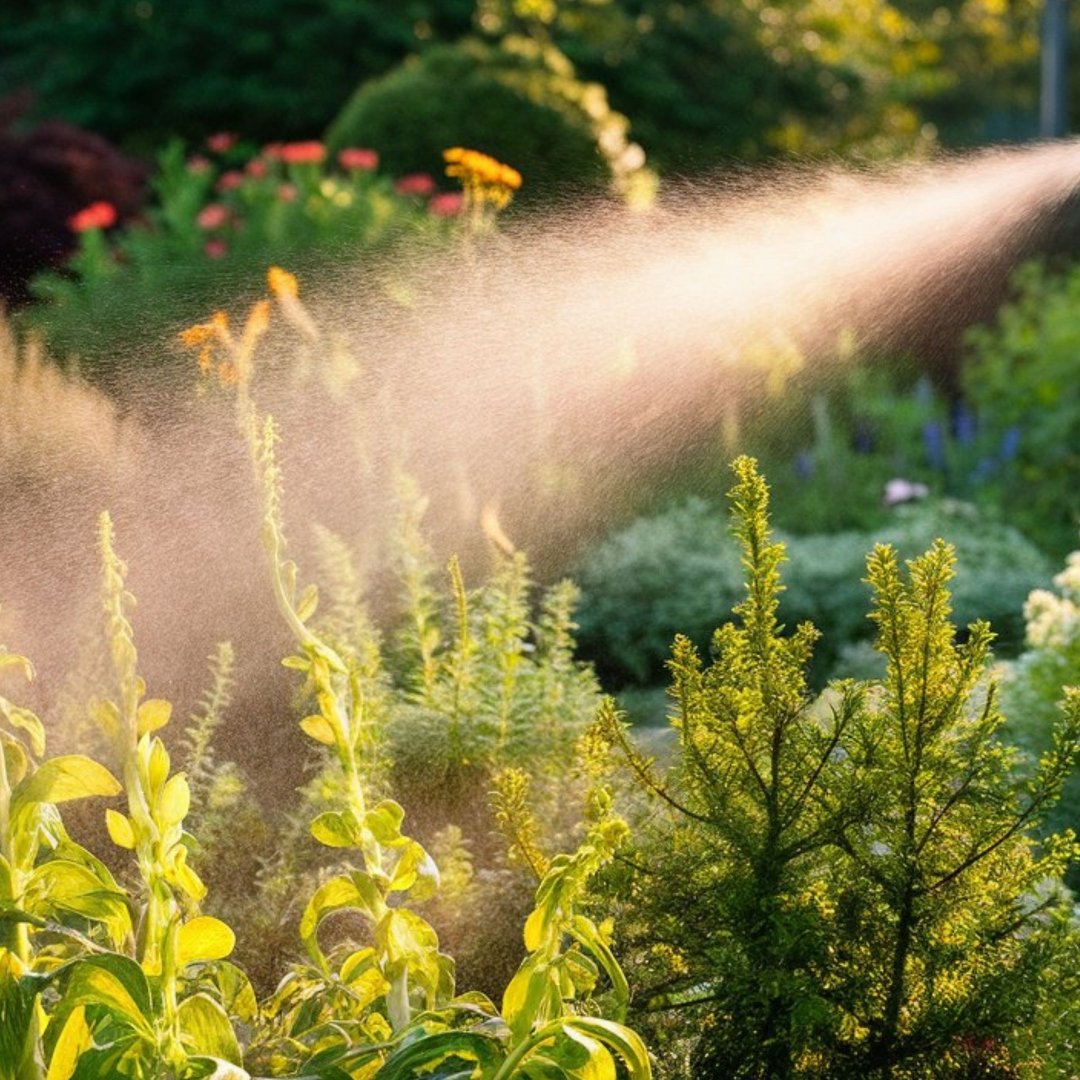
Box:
1023, 552, 1080, 650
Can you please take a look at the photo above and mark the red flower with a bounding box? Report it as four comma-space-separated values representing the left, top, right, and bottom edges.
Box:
206, 132, 238, 153
204, 239, 228, 259
276, 141, 326, 165
394, 173, 435, 196
428, 192, 464, 217
196, 203, 230, 230
338, 147, 379, 171
68, 201, 118, 232
277, 183, 298, 203
187, 155, 212, 174
216, 170, 245, 192
245, 158, 268, 179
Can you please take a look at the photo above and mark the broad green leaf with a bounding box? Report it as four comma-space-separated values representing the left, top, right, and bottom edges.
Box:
184, 1057, 251, 1080
45, 1004, 91, 1080
310, 810, 359, 848
105, 809, 135, 849
502, 957, 561, 1043
61, 955, 152, 1038
24, 860, 131, 940
299, 876, 373, 968
564, 1019, 651, 1080
178, 994, 242, 1064
374, 1031, 503, 1080
136, 698, 172, 735
177, 916, 235, 967
299, 714, 336, 746
364, 800, 406, 846
0, 949, 45, 1080
389, 841, 440, 900
14, 756, 120, 807
214, 962, 258, 1024
561, 1027, 616, 1080
159, 774, 190, 825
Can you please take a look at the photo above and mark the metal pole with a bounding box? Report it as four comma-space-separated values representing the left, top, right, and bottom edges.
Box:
1041, 0, 1069, 137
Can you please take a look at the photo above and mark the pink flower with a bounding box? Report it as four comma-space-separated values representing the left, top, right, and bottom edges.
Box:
394, 173, 436, 197
277, 183, 298, 203
196, 203, 230, 230
187, 155, 212, 174
338, 147, 379, 171
216, 170, 244, 192
428, 192, 464, 217
245, 158, 268, 179
68, 201, 118, 232
206, 132, 238, 153
276, 141, 326, 165
204, 239, 228, 259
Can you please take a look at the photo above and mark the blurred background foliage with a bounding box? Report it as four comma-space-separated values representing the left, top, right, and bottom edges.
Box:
0, 0, 1048, 169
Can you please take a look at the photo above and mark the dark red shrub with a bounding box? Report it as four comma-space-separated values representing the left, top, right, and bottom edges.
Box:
0, 99, 147, 305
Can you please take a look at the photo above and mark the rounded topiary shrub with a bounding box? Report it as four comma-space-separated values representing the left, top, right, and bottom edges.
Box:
325, 36, 647, 202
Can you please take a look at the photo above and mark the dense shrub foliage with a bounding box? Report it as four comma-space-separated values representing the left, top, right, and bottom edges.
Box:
326, 36, 650, 202
964, 260, 1080, 558
575, 495, 1051, 688
597, 458, 1080, 1079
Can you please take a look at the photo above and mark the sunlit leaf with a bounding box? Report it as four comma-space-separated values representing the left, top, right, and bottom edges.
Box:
136, 698, 172, 736
177, 916, 235, 967
14, 756, 120, 807
105, 809, 135, 850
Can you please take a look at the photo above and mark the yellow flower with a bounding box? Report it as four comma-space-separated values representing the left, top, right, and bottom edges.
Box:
267, 265, 299, 300
442, 147, 523, 211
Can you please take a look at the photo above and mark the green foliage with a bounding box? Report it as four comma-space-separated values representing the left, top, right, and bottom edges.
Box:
242, 411, 648, 1077
576, 495, 1051, 687
479, 0, 1041, 168
964, 258, 1080, 559
0, 0, 473, 153
1002, 546, 1080, 892
325, 36, 651, 202
601, 457, 1080, 1078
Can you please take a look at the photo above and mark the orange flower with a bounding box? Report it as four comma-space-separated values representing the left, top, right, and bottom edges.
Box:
338, 147, 379, 171
68, 201, 118, 232
276, 141, 326, 165
267, 266, 299, 299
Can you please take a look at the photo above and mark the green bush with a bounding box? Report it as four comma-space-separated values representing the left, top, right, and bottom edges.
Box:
964, 259, 1080, 559
598, 457, 1080, 1079
1001, 546, 1080, 889
576, 497, 1052, 688
325, 36, 651, 201
0, 0, 473, 153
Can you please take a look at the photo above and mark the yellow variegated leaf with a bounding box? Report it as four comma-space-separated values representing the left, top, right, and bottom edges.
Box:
299, 714, 336, 746
136, 698, 172, 736
177, 916, 235, 967
46, 1004, 92, 1080
14, 756, 121, 806
159, 774, 190, 826
105, 808, 136, 849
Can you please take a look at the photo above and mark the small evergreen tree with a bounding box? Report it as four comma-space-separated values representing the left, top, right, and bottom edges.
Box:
603, 457, 1080, 1079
